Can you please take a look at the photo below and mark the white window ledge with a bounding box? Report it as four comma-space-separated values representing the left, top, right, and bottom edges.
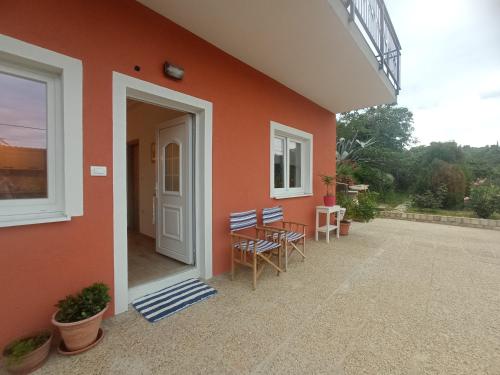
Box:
272, 193, 313, 200
1, 213, 71, 228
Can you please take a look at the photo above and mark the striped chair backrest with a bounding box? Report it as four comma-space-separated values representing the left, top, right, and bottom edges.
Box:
230, 210, 257, 231
262, 206, 284, 225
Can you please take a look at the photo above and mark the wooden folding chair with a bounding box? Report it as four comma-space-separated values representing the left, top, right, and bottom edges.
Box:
262, 206, 306, 271
229, 209, 284, 290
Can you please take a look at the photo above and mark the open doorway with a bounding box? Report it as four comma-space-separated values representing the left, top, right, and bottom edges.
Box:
113, 73, 213, 314
126, 98, 193, 291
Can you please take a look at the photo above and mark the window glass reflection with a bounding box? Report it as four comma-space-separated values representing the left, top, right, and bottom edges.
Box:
0, 72, 47, 199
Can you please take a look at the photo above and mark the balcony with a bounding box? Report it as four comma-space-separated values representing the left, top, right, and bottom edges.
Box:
138, 0, 401, 112
342, 0, 401, 94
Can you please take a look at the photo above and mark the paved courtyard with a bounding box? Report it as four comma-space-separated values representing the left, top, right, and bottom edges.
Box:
30, 219, 500, 374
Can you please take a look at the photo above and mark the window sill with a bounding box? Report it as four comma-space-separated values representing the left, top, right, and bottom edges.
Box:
0, 212, 71, 228
272, 193, 313, 200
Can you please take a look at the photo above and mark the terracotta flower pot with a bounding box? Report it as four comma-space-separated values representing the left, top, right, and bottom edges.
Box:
339, 220, 351, 236
323, 195, 336, 207
51, 305, 108, 352
3, 331, 53, 374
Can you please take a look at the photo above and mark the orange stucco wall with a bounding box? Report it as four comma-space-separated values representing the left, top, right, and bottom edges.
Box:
0, 0, 336, 348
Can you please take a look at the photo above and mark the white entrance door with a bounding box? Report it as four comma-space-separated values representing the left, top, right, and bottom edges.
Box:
156, 115, 193, 265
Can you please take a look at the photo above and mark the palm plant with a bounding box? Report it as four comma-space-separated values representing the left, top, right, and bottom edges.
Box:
336, 134, 375, 167
320, 175, 335, 196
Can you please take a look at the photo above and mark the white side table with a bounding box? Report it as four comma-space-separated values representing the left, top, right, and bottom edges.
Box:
315, 205, 341, 243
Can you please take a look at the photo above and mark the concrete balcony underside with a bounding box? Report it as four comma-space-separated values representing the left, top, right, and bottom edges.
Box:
138, 0, 398, 113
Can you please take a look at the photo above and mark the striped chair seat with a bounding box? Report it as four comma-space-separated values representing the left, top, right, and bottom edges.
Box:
234, 239, 280, 253
271, 231, 304, 242
283, 231, 304, 242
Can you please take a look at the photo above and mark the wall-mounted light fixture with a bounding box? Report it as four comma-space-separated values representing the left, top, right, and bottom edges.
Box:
164, 62, 184, 80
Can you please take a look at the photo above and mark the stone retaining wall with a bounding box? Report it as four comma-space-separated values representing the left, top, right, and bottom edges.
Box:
379, 210, 500, 231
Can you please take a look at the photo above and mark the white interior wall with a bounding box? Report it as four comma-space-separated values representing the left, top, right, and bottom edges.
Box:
126, 99, 186, 238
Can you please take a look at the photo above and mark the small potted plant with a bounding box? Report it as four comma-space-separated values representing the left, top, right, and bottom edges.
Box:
337, 193, 355, 235
52, 283, 111, 353
2, 331, 53, 374
320, 174, 336, 206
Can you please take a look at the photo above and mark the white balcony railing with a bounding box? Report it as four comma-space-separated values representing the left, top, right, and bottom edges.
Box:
342, 0, 401, 94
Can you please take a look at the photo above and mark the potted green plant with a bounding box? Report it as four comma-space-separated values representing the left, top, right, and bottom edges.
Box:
52, 283, 111, 353
320, 174, 336, 206
337, 193, 355, 235
352, 191, 378, 222
2, 331, 52, 374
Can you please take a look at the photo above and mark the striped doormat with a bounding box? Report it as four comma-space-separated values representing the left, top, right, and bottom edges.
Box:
132, 279, 217, 323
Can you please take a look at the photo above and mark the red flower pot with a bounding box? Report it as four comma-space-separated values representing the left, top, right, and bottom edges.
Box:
323, 195, 336, 206
340, 221, 351, 236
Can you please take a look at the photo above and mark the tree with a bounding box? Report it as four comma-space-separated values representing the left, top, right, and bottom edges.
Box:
411, 142, 469, 207
463, 144, 500, 185
336, 105, 415, 198
336, 105, 500, 209
430, 160, 466, 208
419, 142, 464, 165
337, 105, 415, 152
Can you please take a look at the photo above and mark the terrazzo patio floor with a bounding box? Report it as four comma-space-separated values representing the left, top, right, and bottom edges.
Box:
17, 219, 500, 374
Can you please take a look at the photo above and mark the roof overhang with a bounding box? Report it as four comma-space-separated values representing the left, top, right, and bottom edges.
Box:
137, 0, 397, 113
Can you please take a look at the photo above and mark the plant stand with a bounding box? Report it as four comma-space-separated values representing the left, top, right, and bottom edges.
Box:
315, 205, 341, 243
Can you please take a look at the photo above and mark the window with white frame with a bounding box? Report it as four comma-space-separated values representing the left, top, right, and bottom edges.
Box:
0, 34, 83, 227
270, 121, 312, 198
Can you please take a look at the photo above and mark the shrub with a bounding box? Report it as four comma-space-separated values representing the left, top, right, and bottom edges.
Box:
411, 184, 447, 209
337, 193, 356, 221
55, 283, 111, 323
412, 191, 439, 209
337, 191, 378, 222
353, 165, 394, 199
430, 160, 466, 208
352, 191, 379, 222
470, 185, 500, 219
413, 159, 466, 209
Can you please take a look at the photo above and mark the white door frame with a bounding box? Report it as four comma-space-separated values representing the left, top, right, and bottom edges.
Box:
112, 72, 213, 314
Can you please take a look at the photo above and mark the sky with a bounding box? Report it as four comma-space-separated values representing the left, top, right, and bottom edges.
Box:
385, 0, 500, 147
2, 2, 499, 149
0, 72, 47, 149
